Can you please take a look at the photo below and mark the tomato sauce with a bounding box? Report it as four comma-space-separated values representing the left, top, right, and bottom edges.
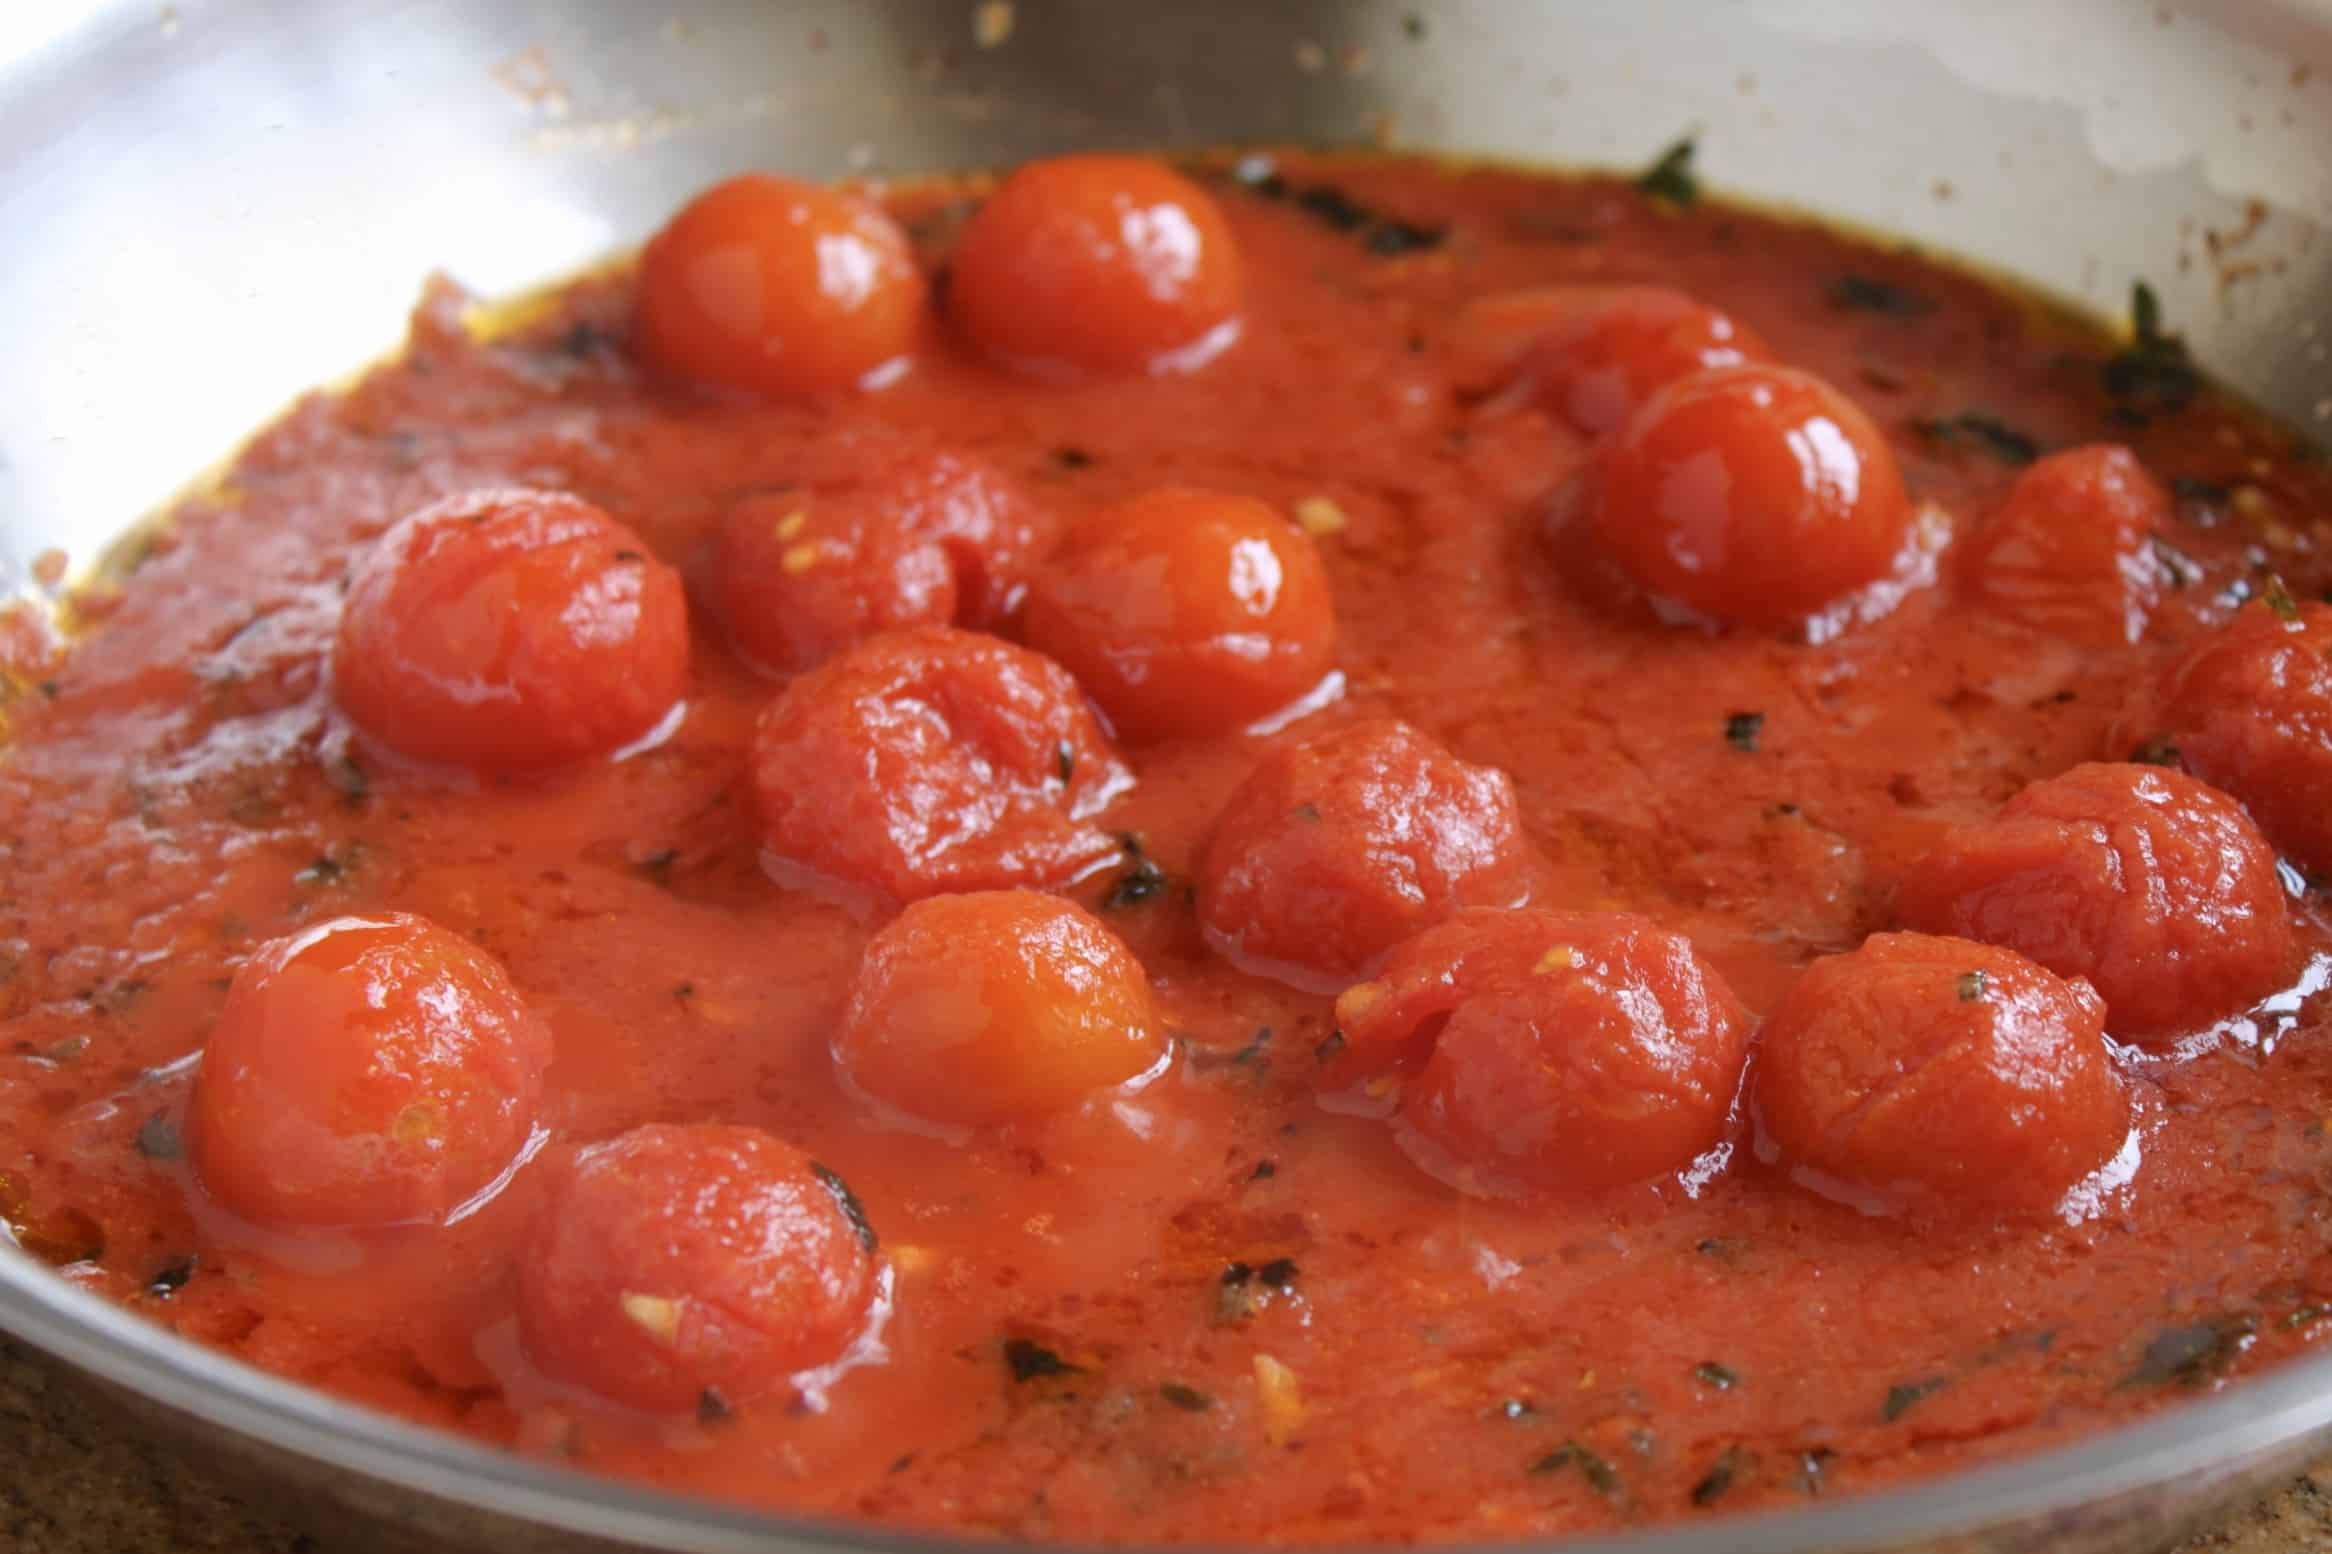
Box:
4, 150, 2332, 1544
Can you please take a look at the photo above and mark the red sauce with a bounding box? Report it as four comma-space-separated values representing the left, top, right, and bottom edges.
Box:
5, 151, 2332, 1544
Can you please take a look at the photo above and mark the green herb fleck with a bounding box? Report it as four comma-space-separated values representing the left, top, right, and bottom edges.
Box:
1723, 711, 1765, 753
1249, 1159, 1278, 1181
1053, 446, 1095, 470
810, 1162, 878, 1253
1956, 970, 1988, 1003
1003, 1338, 1081, 1381
1159, 1382, 1215, 1412
1314, 1031, 1348, 1063
326, 754, 369, 803
1292, 801, 1323, 824
612, 549, 643, 563
672, 981, 695, 1003
2173, 476, 2230, 505
1830, 274, 1933, 317
2283, 1305, 2326, 1330
1914, 413, 2040, 465
1258, 1257, 1300, 1290
1690, 1446, 1748, 1507
1104, 858, 1167, 909
1695, 1237, 1745, 1262
1635, 137, 1700, 205
697, 1386, 732, 1424
2261, 573, 2302, 622
1402, 11, 1426, 39
2104, 281, 2201, 415
1881, 1376, 1946, 1421
1530, 1441, 1620, 1495
2122, 1315, 2255, 1388
134, 1115, 182, 1161
146, 1257, 195, 1298
1692, 1361, 1738, 1391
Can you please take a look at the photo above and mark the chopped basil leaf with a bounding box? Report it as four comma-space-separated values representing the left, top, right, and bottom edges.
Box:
1314, 1031, 1348, 1063
146, 1256, 195, 1297
2261, 573, 2303, 622
2104, 281, 2201, 415
1881, 1375, 1946, 1421
1258, 1257, 1300, 1290
1914, 413, 2039, 465
1104, 858, 1168, 909
1723, 711, 1764, 752
326, 753, 369, 803
1635, 138, 1699, 205
1690, 1445, 1747, 1507
1228, 166, 1449, 255
2172, 475, 2230, 505
2122, 1315, 2256, 1387
1530, 1441, 1621, 1494
1249, 1160, 1278, 1181
1830, 274, 1933, 317
810, 1162, 878, 1253
1956, 970, 1988, 1003
1003, 1338, 1081, 1381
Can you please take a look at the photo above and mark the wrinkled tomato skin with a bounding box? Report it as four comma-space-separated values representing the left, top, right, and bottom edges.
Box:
948, 155, 1244, 377
1451, 285, 1769, 436
1023, 486, 1337, 741
332, 488, 690, 775
1753, 933, 2129, 1215
187, 913, 552, 1230
1897, 762, 2292, 1040
1580, 364, 1912, 630
840, 891, 1162, 1128
708, 448, 1055, 675
517, 1123, 878, 1414
635, 174, 925, 399
1328, 908, 1749, 1195
749, 626, 1129, 905
1965, 444, 2168, 645
1197, 719, 1528, 988
2142, 600, 2332, 876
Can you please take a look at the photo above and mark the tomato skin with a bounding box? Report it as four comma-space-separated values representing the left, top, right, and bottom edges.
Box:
1580, 365, 1912, 630
1023, 487, 1337, 740
2144, 599, 2332, 876
750, 626, 1129, 904
187, 913, 551, 1230
948, 155, 1244, 377
1754, 933, 2129, 1215
635, 174, 925, 398
1197, 719, 1528, 987
1329, 909, 1748, 1194
333, 488, 690, 774
708, 448, 1056, 675
1897, 762, 2291, 1040
1452, 285, 1769, 436
840, 891, 1162, 1128
517, 1123, 877, 1413
1965, 444, 2168, 644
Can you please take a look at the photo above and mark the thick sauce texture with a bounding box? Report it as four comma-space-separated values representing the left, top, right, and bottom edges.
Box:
5, 152, 2332, 1544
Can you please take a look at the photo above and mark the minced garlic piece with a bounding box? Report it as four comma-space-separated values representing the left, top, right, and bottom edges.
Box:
1253, 1353, 1305, 1445
780, 541, 825, 574
620, 1291, 683, 1344
1533, 945, 1580, 974
1294, 496, 1350, 536
773, 509, 809, 540
972, 0, 1014, 48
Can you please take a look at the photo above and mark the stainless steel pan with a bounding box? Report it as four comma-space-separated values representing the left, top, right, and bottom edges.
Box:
4, 3, 2331, 1549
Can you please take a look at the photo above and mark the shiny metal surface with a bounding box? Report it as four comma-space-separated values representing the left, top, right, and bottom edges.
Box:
4, 1, 2332, 1549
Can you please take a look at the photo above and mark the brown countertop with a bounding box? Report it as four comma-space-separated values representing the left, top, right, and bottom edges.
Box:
3, 1330, 2330, 1553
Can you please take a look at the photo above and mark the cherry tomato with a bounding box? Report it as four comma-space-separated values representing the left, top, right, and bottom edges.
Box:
1897, 762, 2292, 1039
1754, 933, 2129, 1215
840, 891, 1162, 1128
750, 626, 1129, 904
1023, 486, 1337, 740
187, 913, 551, 1230
707, 448, 1056, 674
2144, 598, 2332, 876
1197, 719, 1528, 987
517, 1123, 878, 1413
1328, 909, 1748, 1194
948, 155, 1244, 377
635, 174, 925, 399
1451, 285, 1769, 436
1965, 444, 2168, 644
1579, 365, 1912, 630
333, 488, 689, 774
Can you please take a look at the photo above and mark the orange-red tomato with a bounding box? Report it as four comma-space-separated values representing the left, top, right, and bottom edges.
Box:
1754, 933, 2129, 1214
1197, 719, 1528, 987
635, 173, 925, 398
707, 448, 1057, 674
1897, 762, 2292, 1039
1327, 909, 1748, 1194
187, 913, 551, 1230
948, 155, 1244, 377
1451, 285, 1769, 436
333, 488, 689, 774
1579, 365, 1912, 630
839, 891, 1162, 1128
517, 1123, 878, 1413
2143, 599, 2332, 876
1023, 486, 1337, 740
1965, 444, 2168, 644
750, 626, 1129, 904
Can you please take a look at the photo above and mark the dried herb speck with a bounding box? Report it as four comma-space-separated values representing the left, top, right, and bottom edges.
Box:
1724, 711, 1765, 753
1914, 412, 2040, 465
1690, 1446, 1747, 1507
810, 1162, 878, 1253
1003, 1338, 1081, 1381
1159, 1382, 1215, 1412
1635, 138, 1700, 205
1830, 274, 1934, 317
1956, 970, 1988, 1003
1692, 1361, 1738, 1391
1882, 1376, 1947, 1421
2122, 1315, 2255, 1388
134, 1115, 182, 1161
